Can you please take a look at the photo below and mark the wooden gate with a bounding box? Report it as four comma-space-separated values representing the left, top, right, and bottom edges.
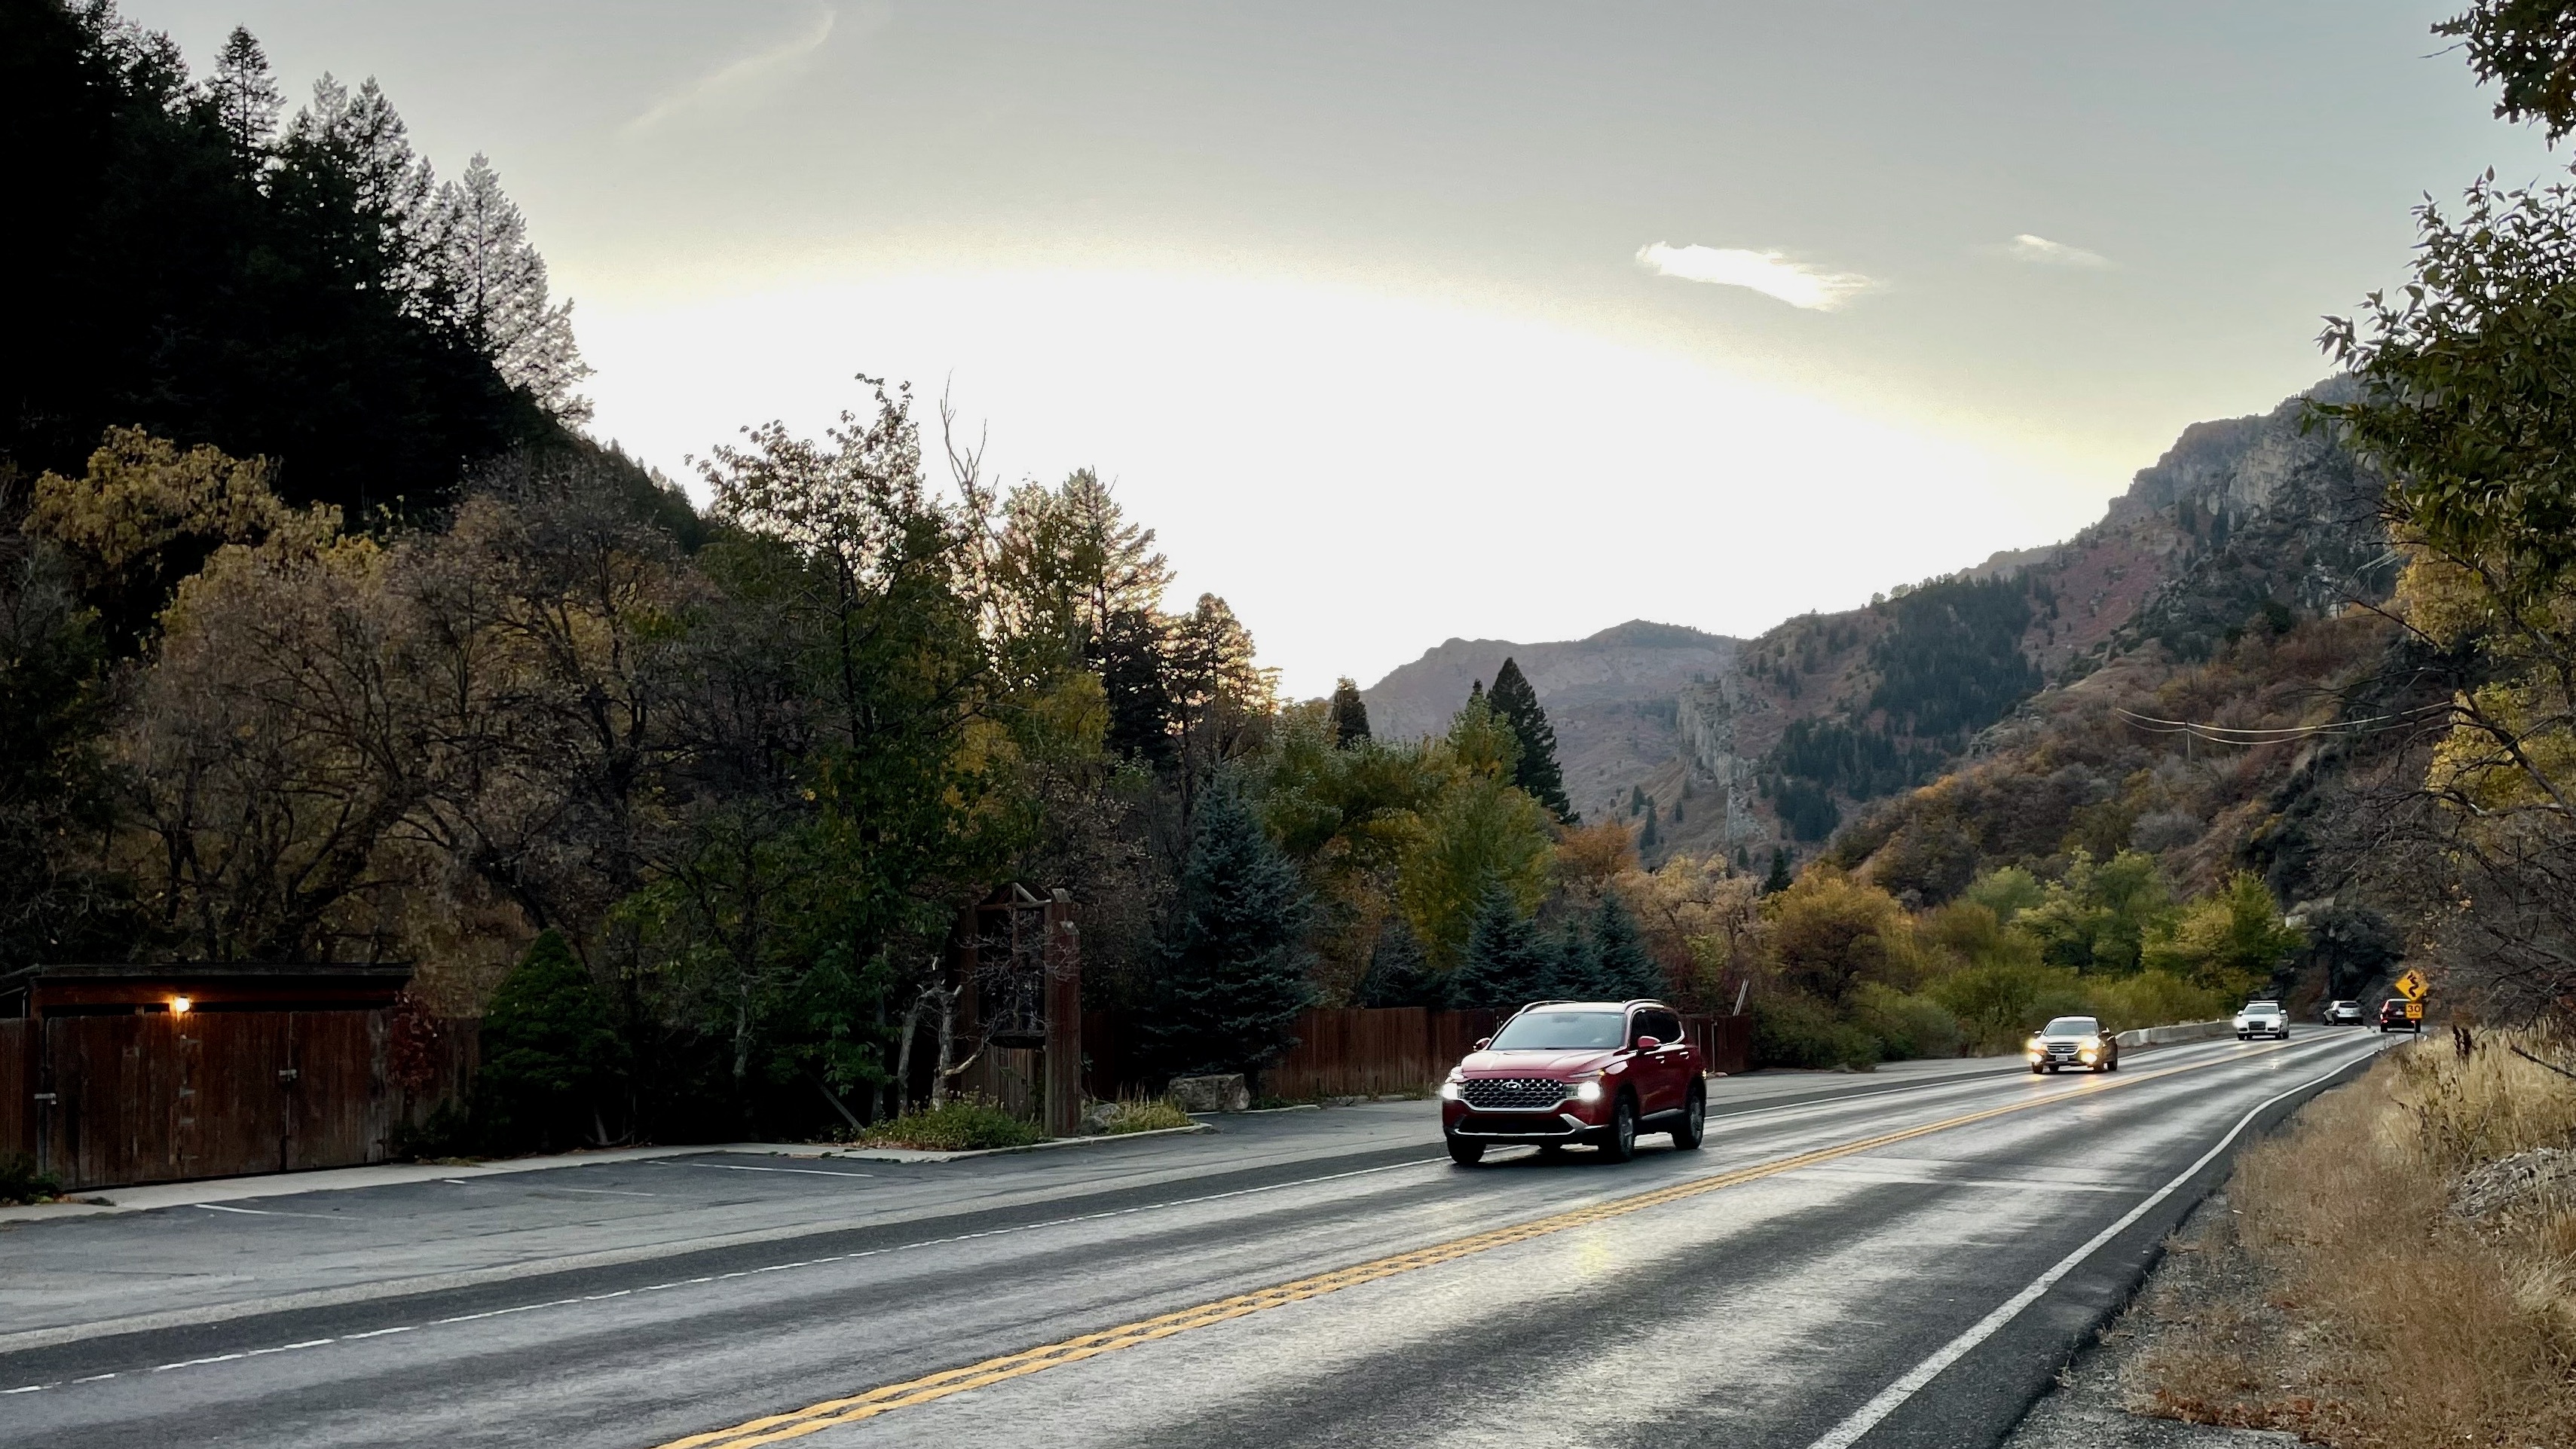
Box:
17, 1010, 402, 1191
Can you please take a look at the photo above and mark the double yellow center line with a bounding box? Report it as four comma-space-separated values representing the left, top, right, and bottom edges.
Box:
659, 1041, 2300, 1447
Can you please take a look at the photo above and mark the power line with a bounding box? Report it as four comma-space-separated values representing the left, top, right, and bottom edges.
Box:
2111, 701, 2452, 744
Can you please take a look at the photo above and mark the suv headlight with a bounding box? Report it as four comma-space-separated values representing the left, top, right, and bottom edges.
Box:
1572, 1081, 1604, 1103
1439, 1080, 1461, 1101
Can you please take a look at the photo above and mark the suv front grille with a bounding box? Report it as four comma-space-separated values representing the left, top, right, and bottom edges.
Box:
1461, 1077, 1569, 1110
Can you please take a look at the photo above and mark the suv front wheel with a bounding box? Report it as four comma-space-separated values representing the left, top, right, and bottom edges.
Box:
1597, 1093, 1638, 1163
1446, 1134, 1484, 1166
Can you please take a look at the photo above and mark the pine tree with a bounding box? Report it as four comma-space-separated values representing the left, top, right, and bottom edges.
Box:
1735, 845, 1751, 872
1548, 916, 1604, 1000
1629, 784, 1647, 817
1592, 894, 1664, 999
476, 931, 623, 1151
1149, 782, 1317, 1077
208, 26, 282, 174
1355, 916, 1439, 1007
1329, 677, 1371, 747
431, 154, 592, 421
1449, 881, 1554, 1010
1672, 797, 1684, 824
1639, 802, 1660, 852
1763, 846, 1794, 894
1487, 657, 1574, 821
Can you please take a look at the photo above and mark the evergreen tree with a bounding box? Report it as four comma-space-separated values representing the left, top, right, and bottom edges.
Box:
1639, 801, 1660, 852
476, 931, 623, 1151
1355, 915, 1440, 1007
1763, 846, 1794, 894
431, 154, 591, 421
1671, 797, 1684, 824
1592, 894, 1664, 999
1629, 784, 1646, 816
1098, 607, 1175, 767
1735, 845, 1751, 872
1448, 881, 1554, 1010
1547, 915, 1604, 999
1328, 676, 1371, 747
1148, 782, 1316, 1077
1486, 657, 1574, 821
207, 26, 281, 174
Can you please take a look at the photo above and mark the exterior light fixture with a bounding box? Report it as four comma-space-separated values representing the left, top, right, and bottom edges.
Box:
170, 995, 192, 1014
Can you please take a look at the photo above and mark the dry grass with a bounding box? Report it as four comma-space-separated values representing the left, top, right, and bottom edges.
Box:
2134, 1027, 2576, 1446
1102, 1097, 1195, 1134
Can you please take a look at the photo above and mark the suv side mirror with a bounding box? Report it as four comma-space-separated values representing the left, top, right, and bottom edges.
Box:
1634, 1035, 1662, 1052
1473, 1037, 1491, 1051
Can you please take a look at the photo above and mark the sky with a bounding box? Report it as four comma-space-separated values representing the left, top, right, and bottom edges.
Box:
127, 2, 2563, 697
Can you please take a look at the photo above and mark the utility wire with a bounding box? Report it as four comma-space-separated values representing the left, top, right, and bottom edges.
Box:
2110, 701, 2453, 744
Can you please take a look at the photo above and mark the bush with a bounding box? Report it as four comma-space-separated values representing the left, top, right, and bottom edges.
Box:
387, 1099, 478, 1162
1751, 992, 1881, 1069
1852, 983, 1966, 1060
2085, 969, 2232, 1035
1929, 958, 2091, 1055
476, 931, 624, 1153
861, 1097, 1045, 1152
1104, 1098, 1195, 1135
0, 1153, 61, 1206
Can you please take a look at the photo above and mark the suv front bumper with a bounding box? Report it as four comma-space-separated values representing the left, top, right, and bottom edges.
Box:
1442, 1094, 1612, 1142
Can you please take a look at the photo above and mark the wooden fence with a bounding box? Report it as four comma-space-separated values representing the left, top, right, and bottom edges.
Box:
1081, 1004, 1751, 1103
4, 1008, 473, 1191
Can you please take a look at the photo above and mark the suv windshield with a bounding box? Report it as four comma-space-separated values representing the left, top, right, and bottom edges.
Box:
1489, 1010, 1625, 1050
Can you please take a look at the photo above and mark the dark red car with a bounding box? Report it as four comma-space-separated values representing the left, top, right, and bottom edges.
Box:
1439, 1000, 1706, 1165
2377, 998, 2422, 1034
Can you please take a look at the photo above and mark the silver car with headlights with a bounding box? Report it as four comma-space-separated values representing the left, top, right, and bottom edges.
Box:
2026, 1015, 2119, 1074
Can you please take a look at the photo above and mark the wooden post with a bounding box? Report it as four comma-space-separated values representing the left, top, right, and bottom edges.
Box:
1044, 891, 1081, 1139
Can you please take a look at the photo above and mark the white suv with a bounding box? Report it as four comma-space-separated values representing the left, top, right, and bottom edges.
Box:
2234, 1001, 2289, 1040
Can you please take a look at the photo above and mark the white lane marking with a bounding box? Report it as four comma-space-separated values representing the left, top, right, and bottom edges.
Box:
192, 1203, 344, 1220
1800, 1041, 2386, 1449
151, 1353, 247, 1371
539, 1186, 660, 1197
72, 1372, 116, 1383
665, 1162, 876, 1178
2, 1384, 56, 1394
38, 1048, 2321, 1399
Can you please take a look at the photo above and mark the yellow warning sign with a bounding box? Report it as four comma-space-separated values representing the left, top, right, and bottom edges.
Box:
2395, 969, 2430, 1002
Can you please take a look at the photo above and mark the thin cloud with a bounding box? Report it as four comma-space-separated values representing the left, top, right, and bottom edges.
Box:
625, 7, 842, 134
1996, 233, 2113, 269
1634, 243, 1874, 311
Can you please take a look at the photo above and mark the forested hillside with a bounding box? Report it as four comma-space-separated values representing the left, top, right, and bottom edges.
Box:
1, 2, 2486, 1144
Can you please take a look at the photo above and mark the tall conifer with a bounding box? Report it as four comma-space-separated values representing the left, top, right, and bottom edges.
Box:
1329, 677, 1371, 747
1449, 881, 1553, 1010
1148, 782, 1316, 1077
1487, 657, 1574, 821
1592, 894, 1663, 999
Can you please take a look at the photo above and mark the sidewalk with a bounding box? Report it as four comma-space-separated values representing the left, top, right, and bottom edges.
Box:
0, 1124, 1209, 1225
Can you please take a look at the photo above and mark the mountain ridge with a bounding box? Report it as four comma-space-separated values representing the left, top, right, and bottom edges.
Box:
1360, 379, 2388, 860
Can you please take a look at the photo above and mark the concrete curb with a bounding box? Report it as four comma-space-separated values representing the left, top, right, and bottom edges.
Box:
0, 1126, 1218, 1224
821, 1122, 1213, 1163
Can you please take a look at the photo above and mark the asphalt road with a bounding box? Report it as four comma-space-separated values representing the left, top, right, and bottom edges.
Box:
0, 1029, 2393, 1448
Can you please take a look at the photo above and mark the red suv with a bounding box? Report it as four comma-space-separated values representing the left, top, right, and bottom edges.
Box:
1439, 1000, 1706, 1165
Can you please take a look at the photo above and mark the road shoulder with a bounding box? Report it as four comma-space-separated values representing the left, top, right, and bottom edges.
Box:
2000, 1190, 2301, 1449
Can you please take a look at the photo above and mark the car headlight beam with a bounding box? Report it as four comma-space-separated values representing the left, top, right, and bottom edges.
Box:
1572, 1081, 1603, 1103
